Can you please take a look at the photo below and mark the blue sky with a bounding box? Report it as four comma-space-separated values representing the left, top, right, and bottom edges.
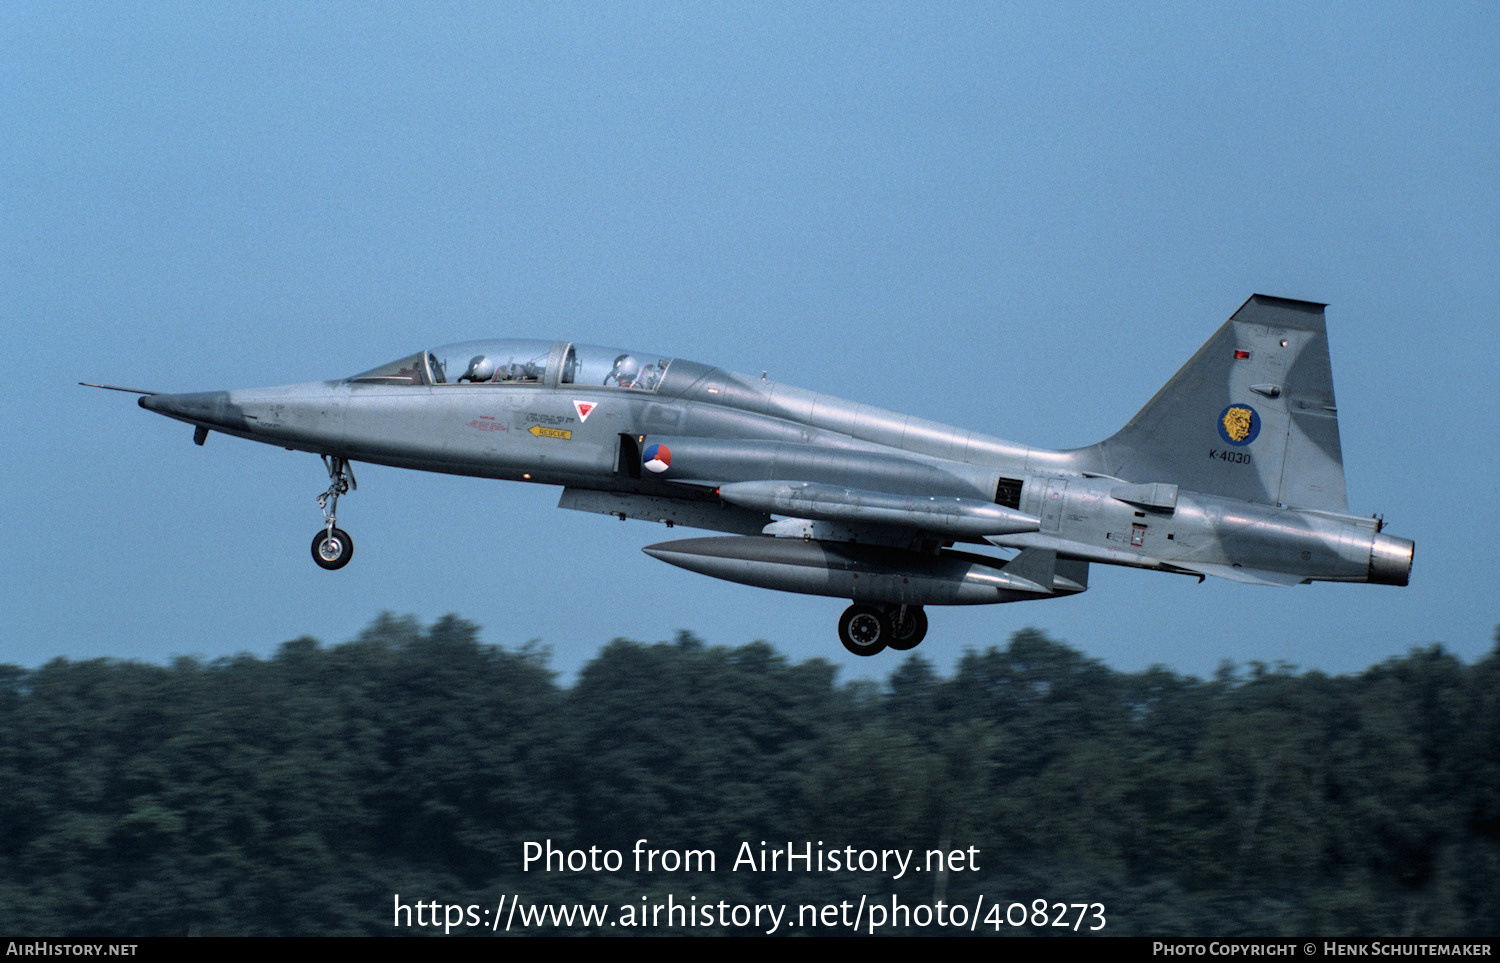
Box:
4, 2, 1496, 681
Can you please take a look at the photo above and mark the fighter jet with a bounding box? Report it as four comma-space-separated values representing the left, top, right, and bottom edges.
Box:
88, 295, 1413, 656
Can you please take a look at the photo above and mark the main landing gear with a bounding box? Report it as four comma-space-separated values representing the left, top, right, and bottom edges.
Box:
312, 455, 356, 570
837, 604, 928, 656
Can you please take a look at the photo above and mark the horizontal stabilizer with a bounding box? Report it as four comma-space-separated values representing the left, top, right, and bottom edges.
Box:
1171, 562, 1306, 586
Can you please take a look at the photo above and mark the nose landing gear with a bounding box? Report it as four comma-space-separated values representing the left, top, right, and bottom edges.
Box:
837, 604, 928, 656
312, 455, 356, 570
312, 526, 353, 570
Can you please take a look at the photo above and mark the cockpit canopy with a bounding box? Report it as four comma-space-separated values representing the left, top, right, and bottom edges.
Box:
348, 340, 674, 391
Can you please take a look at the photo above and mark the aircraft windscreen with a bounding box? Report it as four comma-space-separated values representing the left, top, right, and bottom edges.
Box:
410, 340, 673, 390
350, 341, 674, 389
347, 351, 443, 386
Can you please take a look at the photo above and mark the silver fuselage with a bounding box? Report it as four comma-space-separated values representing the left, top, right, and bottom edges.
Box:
139, 343, 1411, 595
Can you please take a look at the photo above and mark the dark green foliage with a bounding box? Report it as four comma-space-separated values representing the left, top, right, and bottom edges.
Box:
1, 617, 1497, 935
566, 633, 835, 854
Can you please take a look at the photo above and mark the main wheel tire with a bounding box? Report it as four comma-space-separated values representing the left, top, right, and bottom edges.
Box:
312, 527, 354, 570
838, 604, 888, 656
886, 607, 928, 650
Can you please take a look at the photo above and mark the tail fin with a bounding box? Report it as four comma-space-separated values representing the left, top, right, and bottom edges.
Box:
1084, 294, 1348, 512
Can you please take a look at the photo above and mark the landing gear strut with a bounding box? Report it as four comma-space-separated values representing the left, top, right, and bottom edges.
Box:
312, 455, 356, 570
838, 604, 927, 656
887, 605, 928, 651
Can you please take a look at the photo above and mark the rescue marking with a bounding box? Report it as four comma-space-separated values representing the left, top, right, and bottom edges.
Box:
529, 425, 572, 440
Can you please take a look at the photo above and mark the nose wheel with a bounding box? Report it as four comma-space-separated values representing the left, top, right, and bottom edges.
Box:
312, 527, 354, 570
312, 455, 357, 570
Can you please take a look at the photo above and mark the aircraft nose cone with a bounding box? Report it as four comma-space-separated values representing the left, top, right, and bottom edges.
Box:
137, 390, 243, 429
139, 391, 204, 417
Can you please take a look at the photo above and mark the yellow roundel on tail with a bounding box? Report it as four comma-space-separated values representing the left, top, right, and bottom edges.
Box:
1217, 404, 1261, 446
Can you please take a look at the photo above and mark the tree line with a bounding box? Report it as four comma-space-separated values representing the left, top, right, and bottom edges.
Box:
1, 614, 1496, 935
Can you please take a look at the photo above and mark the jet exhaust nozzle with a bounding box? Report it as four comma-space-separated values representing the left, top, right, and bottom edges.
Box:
1367, 533, 1414, 586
